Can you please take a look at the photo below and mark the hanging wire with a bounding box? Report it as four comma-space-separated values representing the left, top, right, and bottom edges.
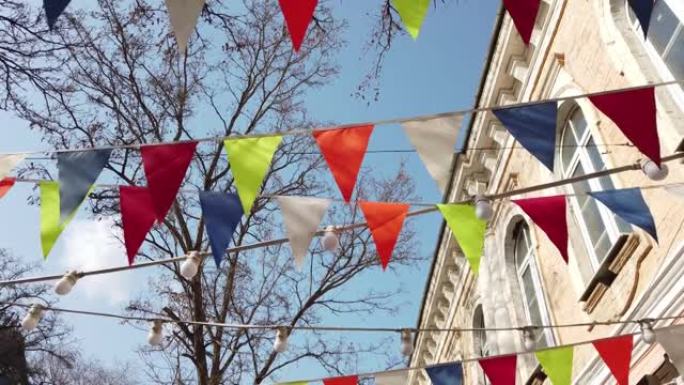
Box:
0, 80, 680, 157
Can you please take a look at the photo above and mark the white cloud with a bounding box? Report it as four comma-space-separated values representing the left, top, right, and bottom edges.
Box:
57, 218, 134, 305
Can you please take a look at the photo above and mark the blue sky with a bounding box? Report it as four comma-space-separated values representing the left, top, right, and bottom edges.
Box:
0, 0, 499, 380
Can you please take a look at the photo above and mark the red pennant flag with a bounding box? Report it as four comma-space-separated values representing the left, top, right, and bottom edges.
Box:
278, 0, 318, 52
359, 201, 410, 270
589, 87, 660, 165
593, 335, 633, 385
323, 375, 358, 385
479, 355, 517, 385
313, 125, 373, 202
0, 177, 16, 199
120, 186, 157, 265
502, 0, 540, 45
141, 141, 197, 221
513, 195, 569, 263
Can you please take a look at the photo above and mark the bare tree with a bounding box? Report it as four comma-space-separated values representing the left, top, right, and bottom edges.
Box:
6, 0, 423, 384
32, 354, 139, 385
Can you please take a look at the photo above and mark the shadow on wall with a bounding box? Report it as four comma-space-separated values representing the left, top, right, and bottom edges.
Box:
0, 327, 28, 385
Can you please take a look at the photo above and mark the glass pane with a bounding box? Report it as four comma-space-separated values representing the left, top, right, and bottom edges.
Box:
649, 1, 679, 55
515, 226, 529, 268
571, 109, 588, 140
665, 29, 684, 80
522, 268, 543, 327
561, 123, 578, 173
594, 232, 612, 264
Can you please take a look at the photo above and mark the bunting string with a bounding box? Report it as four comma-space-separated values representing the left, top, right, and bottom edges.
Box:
0, 80, 680, 157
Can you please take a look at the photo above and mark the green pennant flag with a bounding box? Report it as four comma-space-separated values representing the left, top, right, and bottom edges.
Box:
535, 346, 574, 385
392, 0, 430, 40
40, 181, 78, 259
224, 135, 283, 214
437, 204, 486, 274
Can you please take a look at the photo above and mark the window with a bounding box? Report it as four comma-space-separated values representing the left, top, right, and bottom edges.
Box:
473, 305, 490, 385
560, 107, 631, 281
513, 222, 553, 347
627, 0, 684, 99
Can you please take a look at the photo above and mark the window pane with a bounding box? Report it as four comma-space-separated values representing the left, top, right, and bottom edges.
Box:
522, 268, 543, 327
665, 29, 684, 80
515, 227, 529, 268
571, 109, 588, 139
561, 124, 578, 173
649, 1, 679, 55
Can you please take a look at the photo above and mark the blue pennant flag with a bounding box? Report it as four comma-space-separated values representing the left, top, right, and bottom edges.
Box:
57, 149, 112, 222
628, 0, 654, 38
425, 363, 463, 385
44, 0, 72, 29
493, 102, 558, 171
199, 191, 243, 267
589, 188, 657, 241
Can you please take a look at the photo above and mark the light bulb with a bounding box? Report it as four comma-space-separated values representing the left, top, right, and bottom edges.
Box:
641, 160, 669, 181
475, 196, 493, 221
400, 329, 414, 356
54, 271, 79, 296
640, 322, 656, 344
147, 320, 164, 347
180, 251, 201, 280
21, 304, 44, 331
273, 327, 290, 353
321, 226, 339, 252
522, 327, 536, 352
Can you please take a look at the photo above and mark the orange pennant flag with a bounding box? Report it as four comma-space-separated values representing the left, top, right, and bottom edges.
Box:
359, 201, 410, 270
0, 177, 16, 199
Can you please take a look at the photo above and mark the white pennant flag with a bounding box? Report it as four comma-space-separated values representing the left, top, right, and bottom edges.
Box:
402, 114, 463, 194
165, 0, 205, 54
375, 371, 408, 385
0, 154, 26, 179
277, 196, 331, 269
656, 324, 684, 379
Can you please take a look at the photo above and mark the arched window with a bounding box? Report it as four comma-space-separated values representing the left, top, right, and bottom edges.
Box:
560, 106, 631, 281
472, 305, 490, 385
627, 0, 683, 99
512, 222, 553, 347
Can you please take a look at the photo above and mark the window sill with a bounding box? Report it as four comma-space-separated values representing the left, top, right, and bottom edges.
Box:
580, 233, 642, 313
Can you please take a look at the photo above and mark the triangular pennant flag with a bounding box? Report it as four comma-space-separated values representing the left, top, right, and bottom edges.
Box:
199, 191, 244, 267
276, 196, 330, 269
313, 125, 373, 202
592, 335, 633, 385
57, 149, 112, 222
425, 363, 463, 385
359, 201, 410, 270
323, 375, 358, 385
402, 114, 463, 194
141, 141, 197, 221
502, 0, 541, 45
493, 102, 558, 171
375, 371, 408, 385
44, 0, 71, 29
628, 0, 654, 38
436, 204, 486, 274
120, 186, 158, 265
479, 355, 517, 385
165, 0, 205, 54
278, 0, 318, 52
535, 346, 574, 385
391, 0, 430, 40
589, 188, 657, 241
40, 181, 77, 259
0, 154, 25, 180
0, 178, 16, 200
655, 325, 684, 379
589, 87, 660, 165
513, 196, 569, 263
224, 135, 283, 214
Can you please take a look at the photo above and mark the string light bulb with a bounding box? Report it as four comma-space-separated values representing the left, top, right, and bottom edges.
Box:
273, 326, 290, 353
321, 226, 339, 252
400, 329, 414, 356
641, 159, 669, 181
522, 327, 537, 352
180, 251, 201, 280
640, 321, 656, 344
21, 304, 44, 331
54, 271, 79, 296
147, 320, 164, 347
475, 196, 493, 220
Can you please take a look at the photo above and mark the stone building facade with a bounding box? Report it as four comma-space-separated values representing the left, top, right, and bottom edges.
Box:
408, 1, 684, 384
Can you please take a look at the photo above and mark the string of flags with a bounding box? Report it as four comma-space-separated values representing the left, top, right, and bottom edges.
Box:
42, 0, 656, 52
